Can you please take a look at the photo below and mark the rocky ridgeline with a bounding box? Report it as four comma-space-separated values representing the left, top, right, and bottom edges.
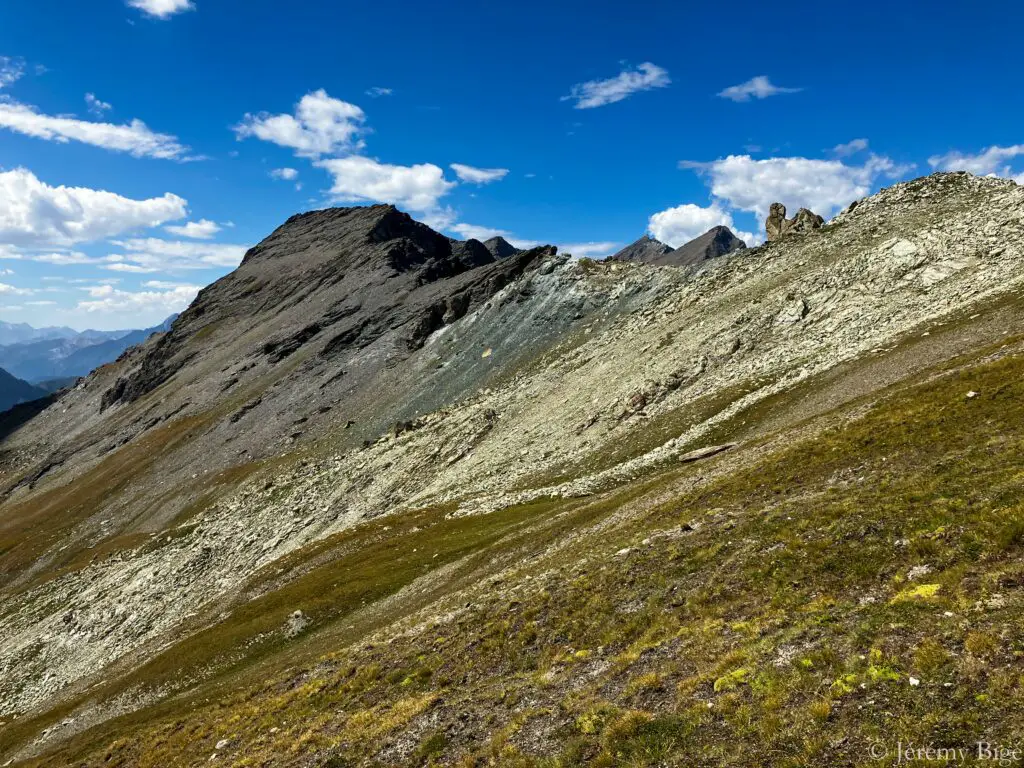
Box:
1, 172, 1023, 749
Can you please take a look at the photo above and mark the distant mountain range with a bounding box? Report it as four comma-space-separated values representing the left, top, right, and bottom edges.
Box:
0, 315, 176, 385
0, 321, 132, 347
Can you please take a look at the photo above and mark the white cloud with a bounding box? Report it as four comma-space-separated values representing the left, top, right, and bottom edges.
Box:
717, 76, 802, 102
450, 163, 509, 184
25, 299, 56, 306
418, 207, 458, 232
85, 93, 113, 116
681, 153, 914, 219
0, 268, 12, 276
833, 138, 869, 157
0, 282, 32, 296
270, 167, 299, 181
0, 99, 192, 159
562, 63, 670, 109
365, 87, 392, 98
31, 251, 94, 265
234, 89, 366, 158
105, 262, 159, 274
928, 144, 1024, 180
0, 56, 24, 89
317, 155, 456, 211
77, 282, 201, 317
142, 279, 190, 289
557, 242, 620, 259
105, 238, 248, 271
0, 167, 187, 247
163, 219, 221, 239
450, 223, 509, 241
648, 201, 758, 248
126, 0, 195, 18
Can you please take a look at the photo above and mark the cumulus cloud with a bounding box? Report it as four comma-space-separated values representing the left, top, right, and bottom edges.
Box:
0, 56, 24, 89
0, 167, 187, 248
928, 144, 1024, 180
450, 223, 509, 241
418, 208, 458, 232
77, 282, 201, 319
234, 89, 366, 158
681, 153, 914, 219
163, 219, 221, 239
0, 282, 32, 296
0, 99, 192, 160
85, 93, 113, 116
270, 167, 299, 181
833, 138, 869, 156
450, 163, 509, 184
31, 251, 94, 265
126, 0, 195, 18
365, 87, 393, 98
717, 76, 802, 102
562, 62, 670, 109
105, 238, 248, 272
317, 155, 456, 211
648, 201, 758, 247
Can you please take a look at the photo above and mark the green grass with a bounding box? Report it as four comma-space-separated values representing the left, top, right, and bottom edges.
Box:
16, 341, 1024, 767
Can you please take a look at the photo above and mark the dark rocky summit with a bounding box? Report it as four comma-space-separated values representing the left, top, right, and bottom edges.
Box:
766, 202, 825, 241
610, 228, 745, 268
101, 205, 549, 412
608, 235, 673, 263
663, 225, 746, 267
482, 236, 522, 260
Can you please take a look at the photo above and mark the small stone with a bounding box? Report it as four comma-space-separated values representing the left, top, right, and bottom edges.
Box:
215, 739, 230, 750
909, 677, 920, 687
966, 390, 979, 399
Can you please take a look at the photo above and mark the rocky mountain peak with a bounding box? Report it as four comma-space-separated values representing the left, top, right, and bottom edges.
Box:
664, 225, 746, 267
482, 236, 522, 260
612, 227, 745, 268
608, 235, 673, 263
95, 204, 553, 421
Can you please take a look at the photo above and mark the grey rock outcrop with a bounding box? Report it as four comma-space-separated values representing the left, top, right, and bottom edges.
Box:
766, 203, 825, 241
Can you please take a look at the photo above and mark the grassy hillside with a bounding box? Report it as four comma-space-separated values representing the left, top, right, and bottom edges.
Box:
18, 334, 1024, 766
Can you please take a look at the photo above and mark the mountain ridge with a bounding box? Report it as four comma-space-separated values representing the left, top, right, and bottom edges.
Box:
609, 226, 746, 267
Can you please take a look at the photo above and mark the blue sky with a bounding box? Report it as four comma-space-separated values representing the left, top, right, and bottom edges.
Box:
1, 0, 1022, 330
